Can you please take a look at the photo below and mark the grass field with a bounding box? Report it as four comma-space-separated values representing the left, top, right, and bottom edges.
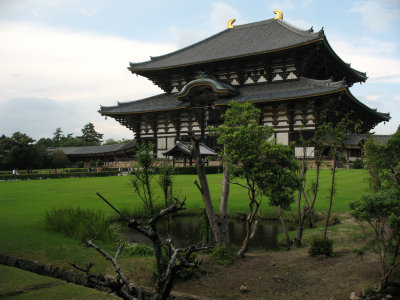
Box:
0, 169, 367, 258
0, 169, 370, 298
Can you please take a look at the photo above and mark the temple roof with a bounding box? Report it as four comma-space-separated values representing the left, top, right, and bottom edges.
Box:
344, 134, 392, 146
130, 19, 323, 71
47, 142, 136, 156
163, 141, 217, 157
100, 77, 350, 114
128, 18, 366, 83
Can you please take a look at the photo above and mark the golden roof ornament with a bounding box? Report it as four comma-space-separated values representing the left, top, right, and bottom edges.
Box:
273, 9, 283, 20
227, 19, 236, 29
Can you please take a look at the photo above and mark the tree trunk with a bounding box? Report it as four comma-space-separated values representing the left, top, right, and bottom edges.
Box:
278, 207, 291, 247
218, 159, 230, 248
237, 215, 252, 257
189, 133, 230, 248
237, 184, 260, 257
323, 147, 337, 239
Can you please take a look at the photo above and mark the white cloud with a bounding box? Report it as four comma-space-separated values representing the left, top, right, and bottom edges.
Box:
0, 21, 177, 139
170, 3, 242, 50
170, 26, 209, 49
268, 0, 296, 11
209, 2, 241, 30
329, 35, 400, 83
351, 0, 400, 32
78, 7, 98, 17
366, 94, 380, 101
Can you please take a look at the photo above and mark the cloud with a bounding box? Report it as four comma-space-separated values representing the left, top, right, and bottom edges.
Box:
170, 3, 242, 50
0, 21, 177, 140
0, 97, 134, 140
351, 0, 400, 32
329, 35, 400, 83
209, 2, 241, 30
366, 94, 380, 101
268, 0, 296, 11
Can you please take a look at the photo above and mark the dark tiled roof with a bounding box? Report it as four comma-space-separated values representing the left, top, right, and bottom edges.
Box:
130, 19, 323, 71
100, 77, 389, 122
100, 77, 347, 114
100, 94, 185, 114
48, 142, 136, 156
345, 134, 392, 146
163, 141, 217, 157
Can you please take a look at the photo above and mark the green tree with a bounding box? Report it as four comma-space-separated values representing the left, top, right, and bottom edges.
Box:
215, 101, 299, 256
36, 137, 55, 148
318, 116, 358, 239
50, 150, 70, 168
80, 122, 103, 145
130, 142, 156, 215
350, 130, 400, 291
0, 132, 48, 170
52, 127, 64, 146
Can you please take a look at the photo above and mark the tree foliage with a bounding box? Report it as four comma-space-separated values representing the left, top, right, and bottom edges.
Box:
317, 115, 359, 239
50, 150, 70, 168
80, 122, 103, 145
350, 129, 400, 291
0, 132, 48, 170
130, 142, 156, 215
214, 101, 299, 255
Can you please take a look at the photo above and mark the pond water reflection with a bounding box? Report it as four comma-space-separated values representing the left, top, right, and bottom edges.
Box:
123, 215, 283, 251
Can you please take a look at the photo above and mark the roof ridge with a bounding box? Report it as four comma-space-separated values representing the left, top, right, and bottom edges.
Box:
117, 93, 170, 106
130, 18, 322, 69
276, 19, 323, 37
299, 76, 347, 88
131, 29, 230, 67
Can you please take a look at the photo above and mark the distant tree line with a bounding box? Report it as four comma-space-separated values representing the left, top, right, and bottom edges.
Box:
0, 123, 132, 170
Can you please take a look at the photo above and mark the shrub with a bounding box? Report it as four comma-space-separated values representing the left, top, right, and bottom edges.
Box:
0, 171, 118, 181
209, 247, 236, 265
123, 242, 154, 257
308, 236, 334, 257
352, 159, 364, 169
44, 206, 116, 242
89, 160, 96, 168
77, 161, 84, 168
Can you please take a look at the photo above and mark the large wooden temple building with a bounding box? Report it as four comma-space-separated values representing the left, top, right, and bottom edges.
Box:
99, 12, 389, 158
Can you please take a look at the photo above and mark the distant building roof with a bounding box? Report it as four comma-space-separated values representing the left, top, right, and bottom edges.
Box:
163, 141, 217, 157
344, 134, 392, 146
48, 142, 136, 156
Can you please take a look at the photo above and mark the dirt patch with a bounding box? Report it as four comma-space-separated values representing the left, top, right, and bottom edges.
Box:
173, 248, 381, 300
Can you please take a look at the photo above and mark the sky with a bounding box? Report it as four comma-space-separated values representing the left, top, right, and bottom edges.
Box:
0, 0, 399, 141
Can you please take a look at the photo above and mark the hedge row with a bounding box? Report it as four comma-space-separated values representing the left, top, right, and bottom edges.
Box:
0, 171, 119, 181
0, 166, 222, 180
166, 165, 221, 175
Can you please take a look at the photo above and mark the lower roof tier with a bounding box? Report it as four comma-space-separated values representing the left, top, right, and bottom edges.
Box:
100, 77, 389, 125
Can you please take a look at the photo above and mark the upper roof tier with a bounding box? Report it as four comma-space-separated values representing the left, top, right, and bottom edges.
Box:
130, 19, 323, 70
128, 18, 367, 84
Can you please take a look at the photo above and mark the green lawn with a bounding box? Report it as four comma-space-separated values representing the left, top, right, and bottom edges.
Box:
0, 169, 367, 259
0, 265, 115, 299
0, 169, 369, 297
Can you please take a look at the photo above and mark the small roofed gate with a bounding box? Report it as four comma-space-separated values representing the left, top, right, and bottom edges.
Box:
162, 141, 217, 167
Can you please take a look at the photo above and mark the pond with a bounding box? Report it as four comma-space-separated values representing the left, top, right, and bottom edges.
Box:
123, 215, 283, 251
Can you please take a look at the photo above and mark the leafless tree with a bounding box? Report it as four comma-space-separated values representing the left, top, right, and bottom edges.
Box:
71, 193, 209, 300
